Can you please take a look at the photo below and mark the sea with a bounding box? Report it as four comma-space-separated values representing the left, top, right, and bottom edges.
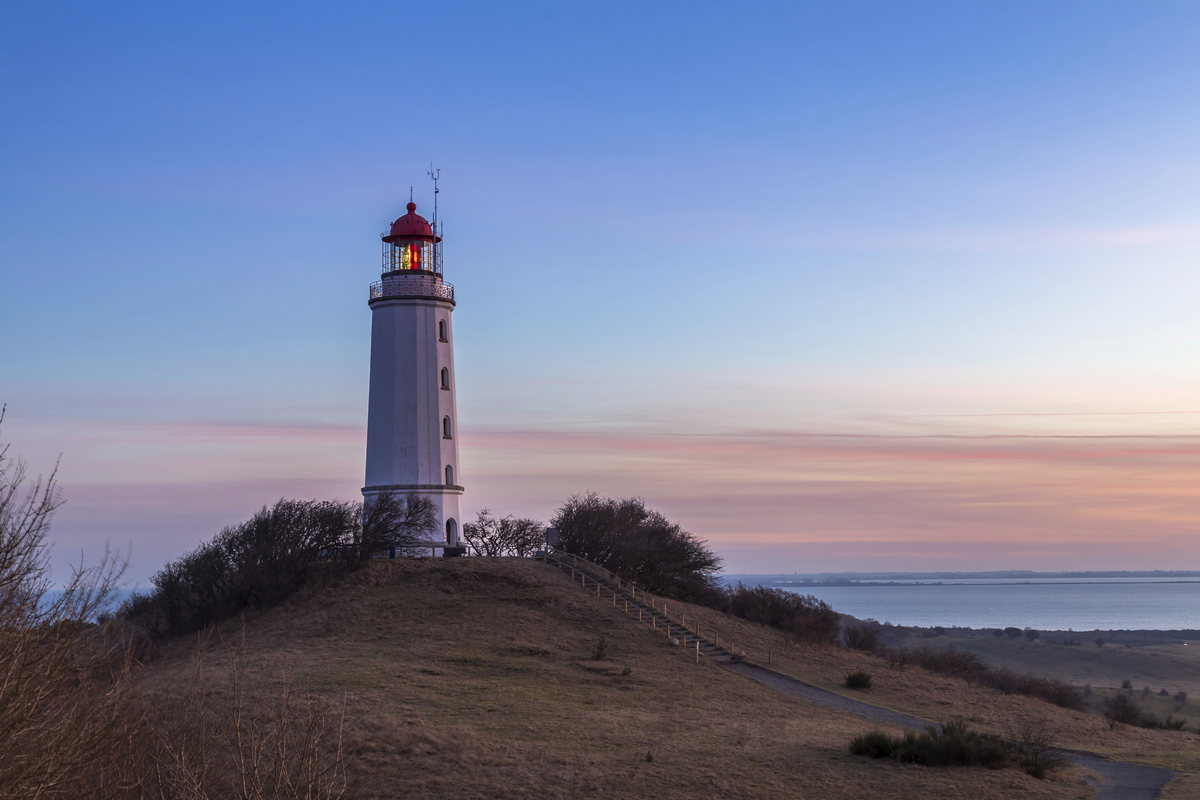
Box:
768, 578, 1200, 631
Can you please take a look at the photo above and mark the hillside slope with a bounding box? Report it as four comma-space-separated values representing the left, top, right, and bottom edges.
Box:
138, 558, 1103, 799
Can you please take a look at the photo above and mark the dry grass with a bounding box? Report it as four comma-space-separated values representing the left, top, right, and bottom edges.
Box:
1160, 771, 1200, 799
136, 559, 1099, 799
924, 636, 1200, 698
654, 592, 1200, 776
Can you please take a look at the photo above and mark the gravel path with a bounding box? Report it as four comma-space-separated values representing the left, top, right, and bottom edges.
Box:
726, 661, 1176, 800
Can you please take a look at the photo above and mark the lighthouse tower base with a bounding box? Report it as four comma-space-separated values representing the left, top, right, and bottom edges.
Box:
360, 484, 464, 553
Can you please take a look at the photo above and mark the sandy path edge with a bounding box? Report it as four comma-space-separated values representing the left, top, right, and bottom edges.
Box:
724, 661, 1175, 800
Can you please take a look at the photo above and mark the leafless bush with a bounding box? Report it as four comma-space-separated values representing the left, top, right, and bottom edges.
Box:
1007, 716, 1064, 779
842, 621, 882, 653
0, 408, 142, 799
881, 645, 915, 670
552, 493, 722, 602
880, 642, 1084, 709
125, 492, 438, 637
716, 583, 840, 645
462, 509, 545, 557
353, 491, 437, 565
903, 645, 988, 687
1175, 690, 1189, 706
1103, 692, 1142, 729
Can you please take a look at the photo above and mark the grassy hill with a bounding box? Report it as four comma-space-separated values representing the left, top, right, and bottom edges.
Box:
136, 558, 1197, 799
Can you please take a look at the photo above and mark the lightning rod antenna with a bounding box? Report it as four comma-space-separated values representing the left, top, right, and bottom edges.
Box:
428, 164, 440, 274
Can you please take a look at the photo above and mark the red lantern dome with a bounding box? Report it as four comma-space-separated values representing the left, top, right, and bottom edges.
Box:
383, 202, 439, 243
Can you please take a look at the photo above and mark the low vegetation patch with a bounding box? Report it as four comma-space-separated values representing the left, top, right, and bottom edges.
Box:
122, 492, 440, 638
591, 636, 609, 661
552, 493, 723, 603
849, 721, 1010, 770
880, 644, 1084, 710
844, 671, 872, 689
715, 583, 840, 645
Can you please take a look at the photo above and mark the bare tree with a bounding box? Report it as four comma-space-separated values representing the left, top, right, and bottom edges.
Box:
462, 509, 544, 557
1006, 715, 1064, 778
1102, 692, 1142, 729
350, 491, 438, 568
552, 493, 722, 602
0, 407, 140, 799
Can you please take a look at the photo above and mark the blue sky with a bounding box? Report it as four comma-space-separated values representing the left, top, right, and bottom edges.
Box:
4, 2, 1200, 585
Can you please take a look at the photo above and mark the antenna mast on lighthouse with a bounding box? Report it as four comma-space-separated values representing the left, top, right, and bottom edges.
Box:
428, 164, 441, 275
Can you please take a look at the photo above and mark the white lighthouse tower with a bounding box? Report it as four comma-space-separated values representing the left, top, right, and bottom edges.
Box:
363, 192, 463, 551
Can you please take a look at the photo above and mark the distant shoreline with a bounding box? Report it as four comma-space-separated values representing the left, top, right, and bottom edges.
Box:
724, 570, 1200, 582
765, 580, 1200, 587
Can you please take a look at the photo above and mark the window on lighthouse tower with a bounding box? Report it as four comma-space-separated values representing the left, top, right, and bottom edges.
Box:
438, 320, 447, 341
441, 368, 450, 390
443, 416, 452, 439
445, 465, 454, 485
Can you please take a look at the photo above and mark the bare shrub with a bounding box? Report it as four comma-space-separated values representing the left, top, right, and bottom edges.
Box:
0, 408, 142, 799
591, 636, 609, 661
906, 645, 988, 688
845, 671, 872, 689
850, 720, 1009, 769
125, 492, 438, 638
462, 509, 545, 557
883, 645, 1084, 710
1175, 690, 1189, 706
551, 493, 721, 603
880, 645, 915, 671
716, 583, 840, 645
1007, 716, 1064, 779
354, 491, 438, 564
1103, 692, 1142, 729
842, 621, 882, 653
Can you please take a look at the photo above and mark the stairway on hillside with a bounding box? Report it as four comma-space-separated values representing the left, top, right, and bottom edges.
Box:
540, 554, 731, 662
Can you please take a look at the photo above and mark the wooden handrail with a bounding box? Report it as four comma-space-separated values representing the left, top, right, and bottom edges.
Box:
538, 550, 743, 660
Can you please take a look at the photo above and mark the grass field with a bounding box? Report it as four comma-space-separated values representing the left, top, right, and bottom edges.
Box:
922, 635, 1200, 699
135, 558, 1197, 798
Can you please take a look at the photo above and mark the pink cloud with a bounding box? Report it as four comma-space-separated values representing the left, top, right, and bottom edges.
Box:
26, 416, 1200, 582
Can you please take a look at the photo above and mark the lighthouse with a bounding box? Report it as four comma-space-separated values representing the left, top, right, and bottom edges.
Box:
363, 193, 463, 550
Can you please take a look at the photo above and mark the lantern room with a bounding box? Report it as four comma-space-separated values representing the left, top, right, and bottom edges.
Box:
382, 201, 442, 275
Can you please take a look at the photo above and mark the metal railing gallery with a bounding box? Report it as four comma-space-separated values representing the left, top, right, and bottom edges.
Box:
369, 278, 455, 302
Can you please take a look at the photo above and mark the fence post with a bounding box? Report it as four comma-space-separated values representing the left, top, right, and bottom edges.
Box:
696, 640, 700, 663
